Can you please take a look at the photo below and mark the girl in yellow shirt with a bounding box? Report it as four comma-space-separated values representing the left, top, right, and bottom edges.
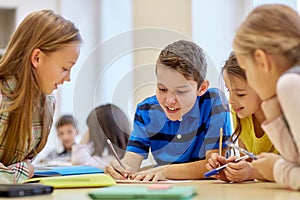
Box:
206, 52, 277, 182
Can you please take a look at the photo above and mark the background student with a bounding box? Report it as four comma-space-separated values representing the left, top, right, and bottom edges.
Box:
40, 115, 78, 165
206, 52, 278, 182
105, 40, 232, 181
0, 10, 81, 183
72, 104, 130, 170
233, 4, 300, 190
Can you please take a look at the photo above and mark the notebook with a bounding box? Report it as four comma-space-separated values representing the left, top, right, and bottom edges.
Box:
88, 185, 196, 199
116, 179, 193, 184
23, 174, 116, 188
34, 165, 104, 177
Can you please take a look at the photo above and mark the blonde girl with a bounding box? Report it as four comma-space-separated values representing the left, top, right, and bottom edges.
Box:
0, 10, 81, 183
233, 4, 300, 190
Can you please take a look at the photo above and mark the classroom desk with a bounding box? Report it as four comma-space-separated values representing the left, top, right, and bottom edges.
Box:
1, 180, 300, 200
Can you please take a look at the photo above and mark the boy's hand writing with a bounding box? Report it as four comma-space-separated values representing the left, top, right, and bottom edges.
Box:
105, 160, 132, 180
130, 167, 167, 182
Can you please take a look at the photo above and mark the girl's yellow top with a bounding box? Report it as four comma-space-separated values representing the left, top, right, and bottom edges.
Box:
232, 112, 278, 155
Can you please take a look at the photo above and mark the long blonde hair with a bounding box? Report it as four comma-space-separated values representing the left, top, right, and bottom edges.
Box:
0, 10, 81, 165
233, 4, 300, 66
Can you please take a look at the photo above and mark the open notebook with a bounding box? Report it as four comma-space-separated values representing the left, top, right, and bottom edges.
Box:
23, 174, 116, 188
34, 165, 104, 177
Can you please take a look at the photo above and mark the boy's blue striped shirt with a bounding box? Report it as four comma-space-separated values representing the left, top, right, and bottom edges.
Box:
127, 88, 232, 165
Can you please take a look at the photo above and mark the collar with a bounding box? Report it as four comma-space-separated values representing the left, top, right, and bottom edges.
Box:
3, 77, 17, 93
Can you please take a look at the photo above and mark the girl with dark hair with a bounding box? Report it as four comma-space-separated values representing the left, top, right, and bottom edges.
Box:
72, 104, 130, 170
206, 52, 277, 182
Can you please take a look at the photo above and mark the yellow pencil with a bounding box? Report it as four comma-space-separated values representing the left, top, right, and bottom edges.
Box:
219, 128, 223, 156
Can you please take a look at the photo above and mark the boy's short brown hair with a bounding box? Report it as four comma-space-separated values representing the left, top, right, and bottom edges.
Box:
55, 115, 77, 130
156, 40, 207, 89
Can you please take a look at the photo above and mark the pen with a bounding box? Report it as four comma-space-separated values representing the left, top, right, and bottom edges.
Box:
106, 139, 127, 170
204, 155, 249, 177
225, 141, 258, 160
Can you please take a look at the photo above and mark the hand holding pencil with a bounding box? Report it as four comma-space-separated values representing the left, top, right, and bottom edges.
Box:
107, 139, 127, 169
206, 152, 253, 182
204, 155, 249, 177
105, 139, 132, 180
206, 140, 258, 182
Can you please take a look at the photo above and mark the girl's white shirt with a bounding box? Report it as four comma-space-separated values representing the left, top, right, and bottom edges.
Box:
71, 143, 115, 170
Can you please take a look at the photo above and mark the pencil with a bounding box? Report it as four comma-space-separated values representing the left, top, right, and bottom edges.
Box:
107, 139, 126, 170
219, 128, 223, 156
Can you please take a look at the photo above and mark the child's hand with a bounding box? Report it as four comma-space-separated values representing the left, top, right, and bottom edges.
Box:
105, 160, 131, 180
130, 167, 167, 181
252, 152, 281, 181
131, 170, 166, 182
224, 159, 252, 182
24, 159, 34, 178
206, 153, 230, 181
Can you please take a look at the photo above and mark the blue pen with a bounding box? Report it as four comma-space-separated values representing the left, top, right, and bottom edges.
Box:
204, 155, 249, 177
225, 141, 258, 160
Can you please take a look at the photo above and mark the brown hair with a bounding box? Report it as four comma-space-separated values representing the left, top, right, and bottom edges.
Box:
56, 115, 78, 130
156, 40, 207, 89
0, 10, 81, 165
87, 104, 130, 158
221, 52, 246, 144
233, 4, 300, 67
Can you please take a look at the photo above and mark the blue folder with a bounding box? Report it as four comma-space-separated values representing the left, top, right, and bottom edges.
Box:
34, 165, 104, 177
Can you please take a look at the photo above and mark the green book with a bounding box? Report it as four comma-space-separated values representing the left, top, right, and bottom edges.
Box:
89, 185, 196, 199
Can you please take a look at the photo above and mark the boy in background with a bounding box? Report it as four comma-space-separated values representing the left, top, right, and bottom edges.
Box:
41, 115, 78, 165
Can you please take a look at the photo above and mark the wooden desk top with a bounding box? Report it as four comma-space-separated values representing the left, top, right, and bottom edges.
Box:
0, 180, 299, 200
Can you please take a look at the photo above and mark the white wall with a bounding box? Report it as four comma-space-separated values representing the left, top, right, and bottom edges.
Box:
54, 0, 133, 135
96, 0, 133, 122
253, 0, 297, 8
0, 0, 58, 24
58, 0, 101, 135
192, 0, 252, 88
132, 0, 192, 113
41, 0, 134, 159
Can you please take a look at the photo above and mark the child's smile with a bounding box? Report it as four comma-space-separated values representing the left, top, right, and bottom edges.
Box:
156, 64, 199, 121
223, 71, 261, 119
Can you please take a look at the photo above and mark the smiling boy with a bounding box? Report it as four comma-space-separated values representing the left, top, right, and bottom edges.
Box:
105, 40, 231, 181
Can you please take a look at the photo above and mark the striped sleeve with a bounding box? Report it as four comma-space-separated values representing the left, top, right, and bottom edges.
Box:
0, 161, 29, 183
202, 88, 232, 151
127, 106, 151, 158
126, 100, 159, 158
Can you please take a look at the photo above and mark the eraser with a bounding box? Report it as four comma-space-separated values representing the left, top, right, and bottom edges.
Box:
147, 184, 172, 190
